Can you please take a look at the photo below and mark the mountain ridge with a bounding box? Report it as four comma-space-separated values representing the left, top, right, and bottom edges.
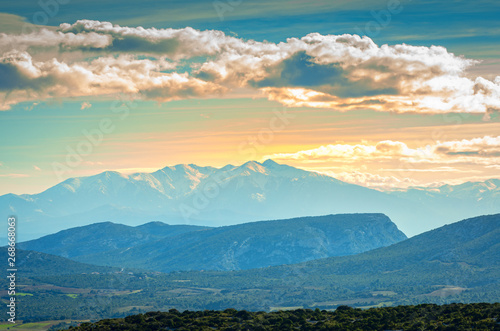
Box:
2, 160, 500, 242
19, 213, 407, 272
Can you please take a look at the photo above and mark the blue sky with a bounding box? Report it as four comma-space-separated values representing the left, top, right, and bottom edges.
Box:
0, 0, 499, 194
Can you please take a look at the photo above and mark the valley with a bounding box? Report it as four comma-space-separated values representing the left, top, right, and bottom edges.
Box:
1, 213, 498, 324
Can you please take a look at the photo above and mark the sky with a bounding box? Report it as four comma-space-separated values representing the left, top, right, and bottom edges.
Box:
0, 0, 499, 195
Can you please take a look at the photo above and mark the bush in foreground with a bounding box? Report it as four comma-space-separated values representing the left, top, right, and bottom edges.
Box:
68, 303, 499, 330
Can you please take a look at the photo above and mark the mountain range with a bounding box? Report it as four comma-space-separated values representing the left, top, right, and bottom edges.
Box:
2, 160, 500, 242
388, 179, 500, 223
7, 213, 500, 321
19, 213, 407, 272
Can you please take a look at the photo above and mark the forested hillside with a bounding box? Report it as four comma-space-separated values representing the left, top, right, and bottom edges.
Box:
68, 303, 500, 330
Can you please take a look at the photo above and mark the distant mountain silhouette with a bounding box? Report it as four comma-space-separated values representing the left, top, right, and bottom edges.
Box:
2, 160, 500, 242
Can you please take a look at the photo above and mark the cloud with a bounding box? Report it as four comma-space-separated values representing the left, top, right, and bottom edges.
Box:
58, 20, 235, 58
267, 140, 431, 162
1, 20, 499, 113
318, 170, 418, 190
0, 20, 234, 58
434, 136, 500, 158
80, 101, 92, 110
0, 29, 111, 54
266, 136, 500, 165
265, 136, 500, 189
0, 51, 226, 109
33, 165, 41, 171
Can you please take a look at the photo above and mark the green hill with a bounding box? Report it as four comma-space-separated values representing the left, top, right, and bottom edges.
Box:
43, 214, 406, 272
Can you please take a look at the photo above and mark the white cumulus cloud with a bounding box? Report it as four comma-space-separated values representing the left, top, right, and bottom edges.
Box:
0, 20, 499, 114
